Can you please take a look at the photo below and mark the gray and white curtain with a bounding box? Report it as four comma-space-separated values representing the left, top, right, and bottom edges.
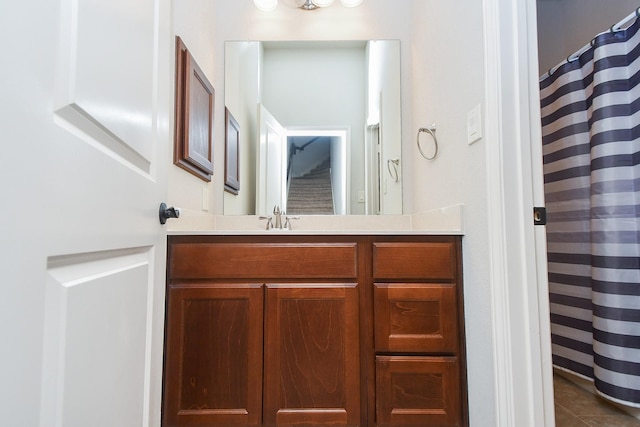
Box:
540, 14, 640, 407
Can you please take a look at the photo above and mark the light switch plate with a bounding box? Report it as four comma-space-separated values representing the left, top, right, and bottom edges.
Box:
467, 104, 482, 145
202, 187, 209, 211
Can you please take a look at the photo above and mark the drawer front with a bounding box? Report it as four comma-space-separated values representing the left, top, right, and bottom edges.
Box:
374, 283, 458, 353
170, 242, 358, 279
372, 242, 456, 281
376, 356, 461, 427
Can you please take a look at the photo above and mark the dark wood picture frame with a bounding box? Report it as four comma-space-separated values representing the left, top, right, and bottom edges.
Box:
224, 107, 240, 194
174, 36, 214, 182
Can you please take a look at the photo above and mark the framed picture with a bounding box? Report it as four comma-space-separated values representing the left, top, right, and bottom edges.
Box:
224, 107, 240, 194
173, 36, 214, 182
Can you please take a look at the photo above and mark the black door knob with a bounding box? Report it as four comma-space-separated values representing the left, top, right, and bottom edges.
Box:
159, 203, 181, 225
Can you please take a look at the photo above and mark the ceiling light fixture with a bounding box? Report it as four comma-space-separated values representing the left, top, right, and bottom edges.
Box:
339, 0, 363, 6
253, 0, 278, 12
254, 0, 364, 12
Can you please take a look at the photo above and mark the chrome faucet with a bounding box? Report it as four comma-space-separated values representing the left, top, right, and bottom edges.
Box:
273, 205, 283, 229
284, 215, 300, 230
258, 215, 273, 230
260, 206, 300, 230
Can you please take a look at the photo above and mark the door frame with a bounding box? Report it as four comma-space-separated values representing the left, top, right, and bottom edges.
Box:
286, 127, 350, 215
483, 0, 554, 425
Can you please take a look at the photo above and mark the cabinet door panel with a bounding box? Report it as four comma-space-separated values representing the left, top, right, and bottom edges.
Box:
264, 284, 360, 426
376, 356, 461, 427
374, 283, 458, 353
163, 284, 263, 426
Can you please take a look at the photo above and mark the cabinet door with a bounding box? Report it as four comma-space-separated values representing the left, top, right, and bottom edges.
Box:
163, 284, 263, 427
264, 284, 360, 426
376, 356, 461, 427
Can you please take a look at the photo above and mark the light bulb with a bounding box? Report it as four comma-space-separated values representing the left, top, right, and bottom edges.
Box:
340, 0, 363, 7
313, 0, 335, 6
254, 0, 278, 12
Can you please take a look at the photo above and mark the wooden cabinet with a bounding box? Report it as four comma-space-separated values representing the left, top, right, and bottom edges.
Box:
163, 236, 362, 427
163, 235, 466, 427
372, 240, 466, 426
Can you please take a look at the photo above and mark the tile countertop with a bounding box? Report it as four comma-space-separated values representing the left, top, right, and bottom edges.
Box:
167, 205, 464, 235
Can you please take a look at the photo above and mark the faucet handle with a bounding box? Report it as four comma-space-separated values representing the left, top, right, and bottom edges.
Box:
259, 216, 273, 230
284, 216, 300, 230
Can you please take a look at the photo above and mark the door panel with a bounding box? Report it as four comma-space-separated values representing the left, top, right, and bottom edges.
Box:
1, 0, 171, 426
257, 104, 286, 215
55, 0, 157, 167
42, 249, 153, 426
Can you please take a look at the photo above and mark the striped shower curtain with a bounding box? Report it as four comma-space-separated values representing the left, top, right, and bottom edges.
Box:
540, 14, 640, 407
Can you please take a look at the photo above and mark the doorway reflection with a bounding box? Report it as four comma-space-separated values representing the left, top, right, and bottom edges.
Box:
286, 130, 347, 215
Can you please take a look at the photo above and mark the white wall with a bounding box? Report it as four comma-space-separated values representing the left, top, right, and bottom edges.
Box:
410, 1, 494, 425
367, 40, 402, 214
537, 0, 639, 75
224, 42, 260, 215
170, 0, 219, 220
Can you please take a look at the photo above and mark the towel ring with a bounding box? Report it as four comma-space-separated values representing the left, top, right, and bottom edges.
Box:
387, 158, 400, 182
417, 124, 438, 160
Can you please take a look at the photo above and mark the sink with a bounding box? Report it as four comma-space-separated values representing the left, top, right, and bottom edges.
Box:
167, 205, 464, 235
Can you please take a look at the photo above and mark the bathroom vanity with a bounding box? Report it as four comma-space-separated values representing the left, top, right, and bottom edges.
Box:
162, 233, 467, 427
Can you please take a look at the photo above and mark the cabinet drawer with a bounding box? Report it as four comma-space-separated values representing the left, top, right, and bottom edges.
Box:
376, 356, 461, 427
170, 242, 357, 279
374, 283, 458, 353
372, 242, 456, 281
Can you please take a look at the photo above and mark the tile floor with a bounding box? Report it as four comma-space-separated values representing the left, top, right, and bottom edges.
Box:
554, 373, 640, 426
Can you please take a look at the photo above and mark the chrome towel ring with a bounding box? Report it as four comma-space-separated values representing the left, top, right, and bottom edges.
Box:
387, 158, 400, 182
417, 124, 438, 160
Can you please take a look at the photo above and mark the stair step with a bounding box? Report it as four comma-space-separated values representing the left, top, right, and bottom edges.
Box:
287, 156, 334, 215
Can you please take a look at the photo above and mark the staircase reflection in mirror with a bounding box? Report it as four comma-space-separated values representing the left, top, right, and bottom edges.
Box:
286, 134, 343, 215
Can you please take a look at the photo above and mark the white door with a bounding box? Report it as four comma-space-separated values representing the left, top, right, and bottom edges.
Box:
1, 0, 171, 426
257, 104, 287, 216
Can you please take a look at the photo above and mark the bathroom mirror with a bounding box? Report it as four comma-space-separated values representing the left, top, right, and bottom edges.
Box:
224, 40, 402, 216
